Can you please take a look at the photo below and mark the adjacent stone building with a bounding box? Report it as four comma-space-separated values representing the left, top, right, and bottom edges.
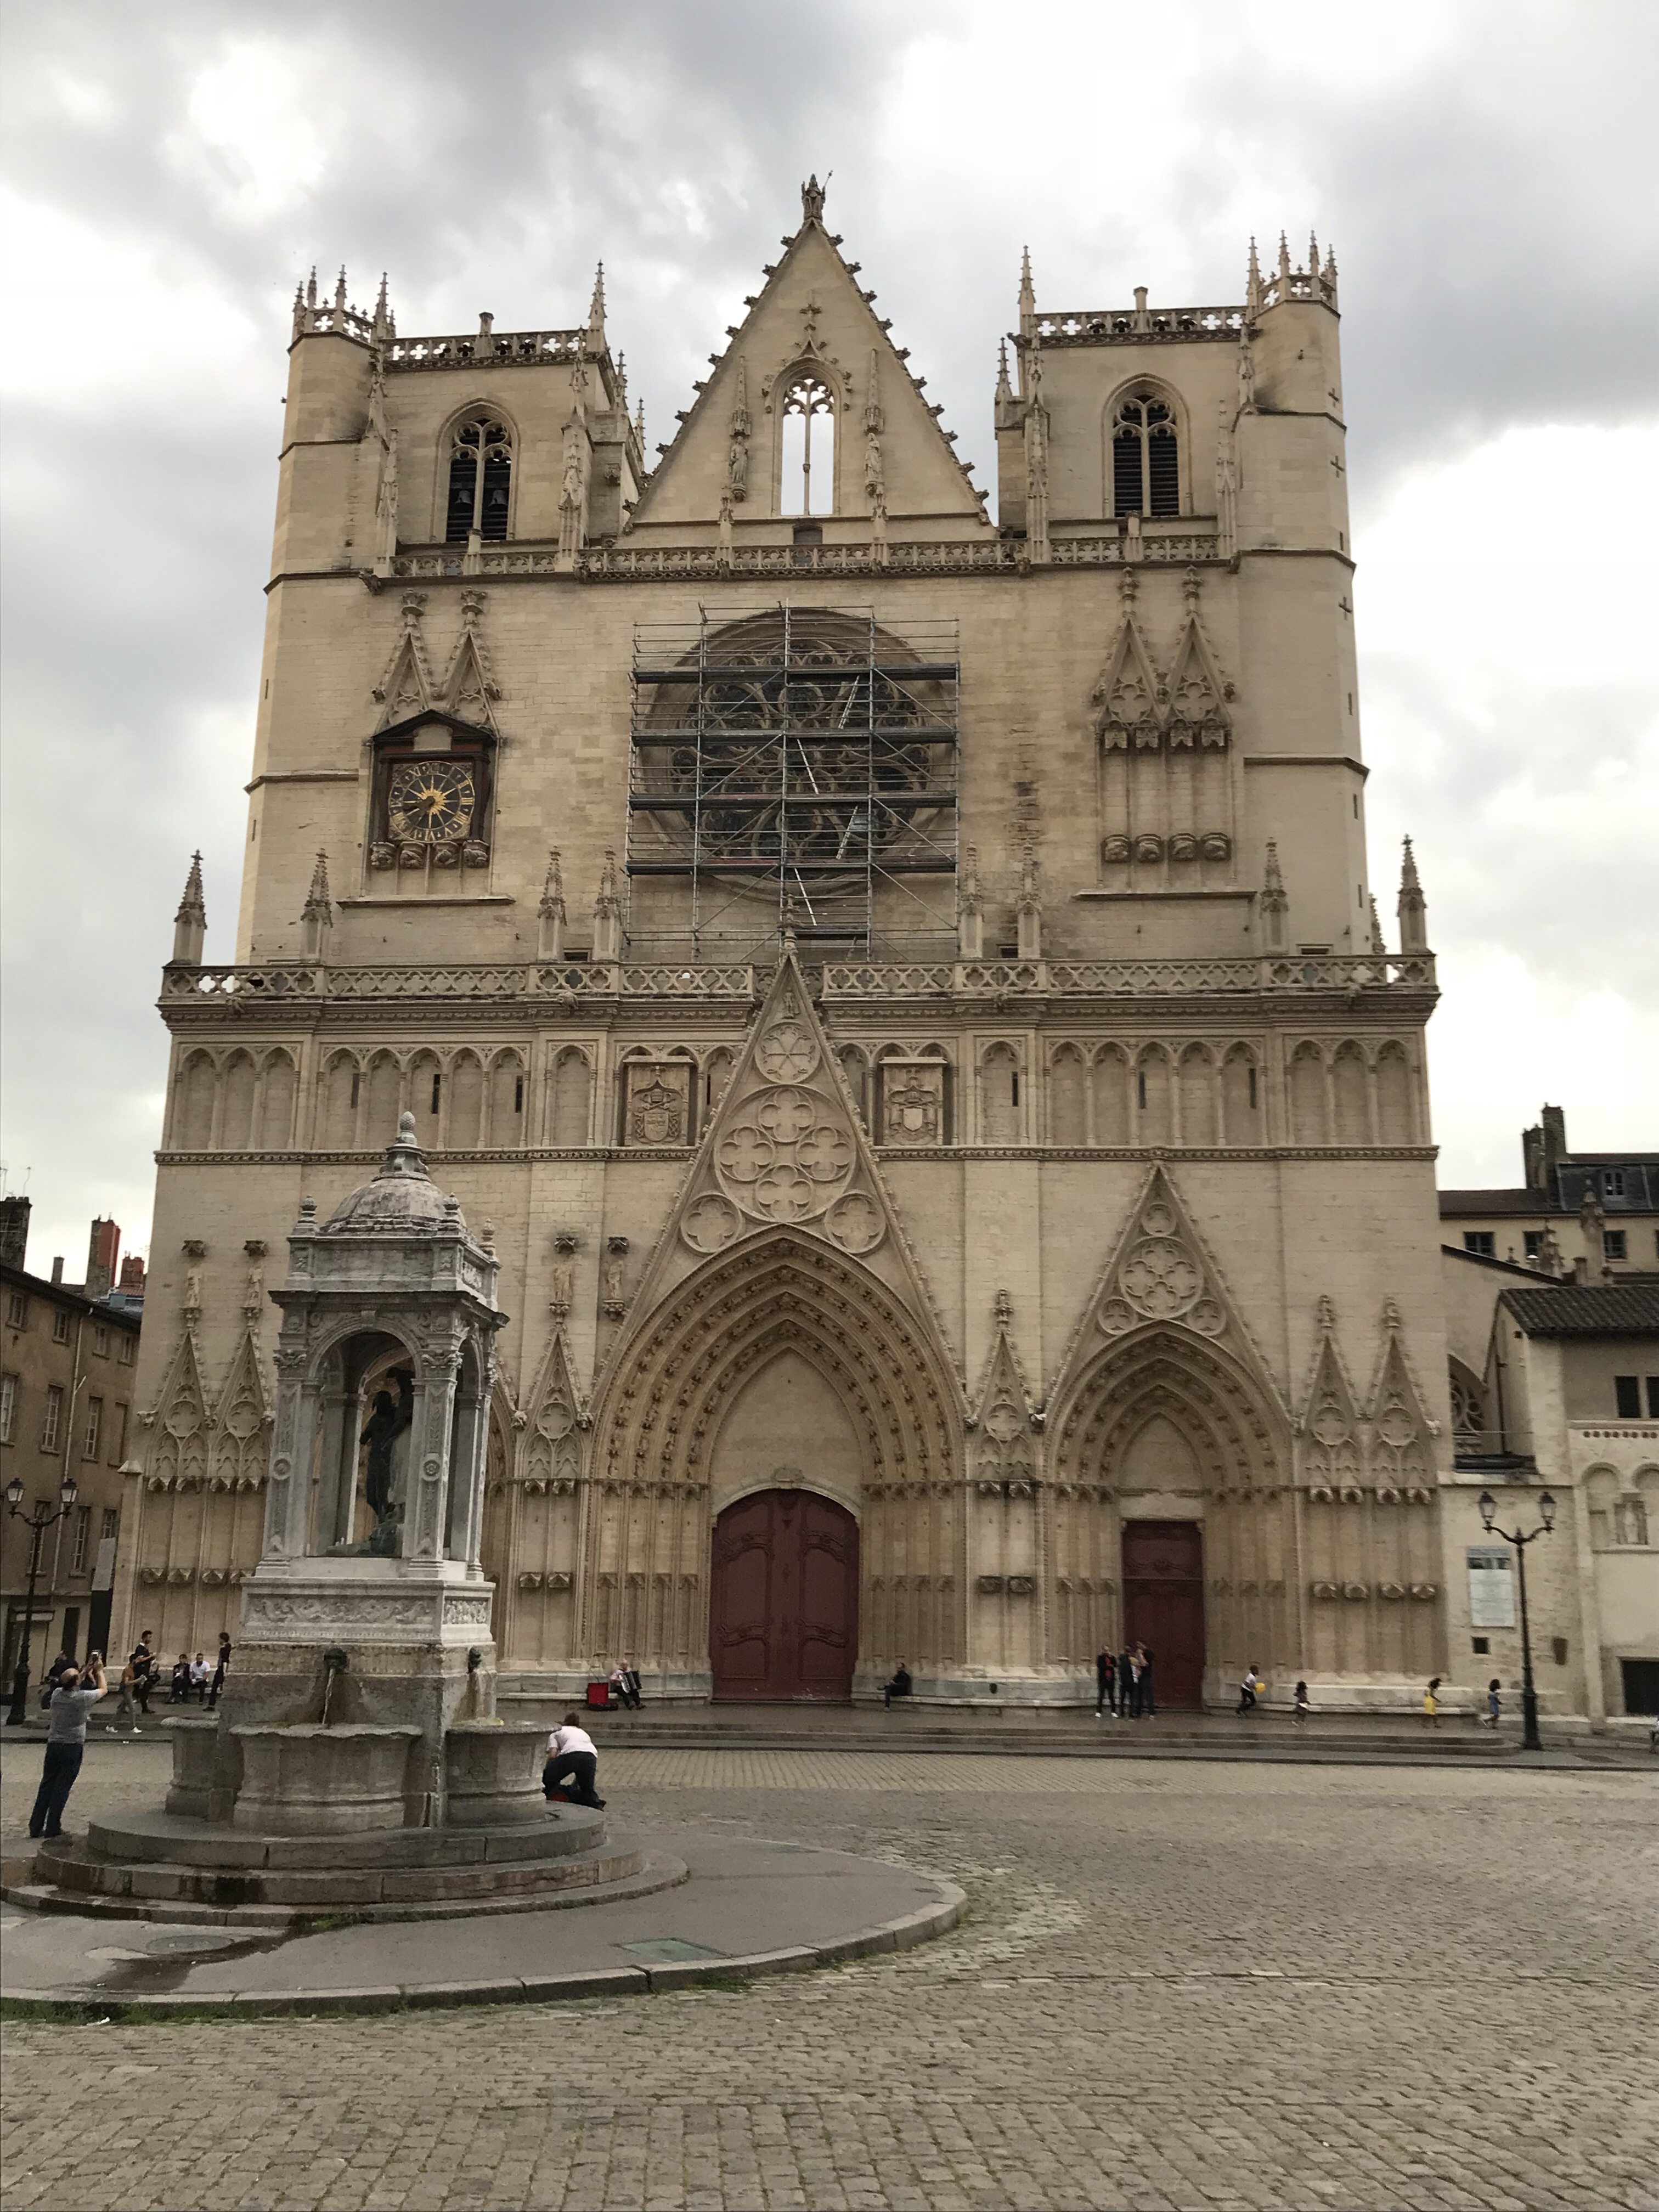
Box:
2, 1203, 144, 1679
1440, 1105, 1659, 1280
116, 187, 1475, 1709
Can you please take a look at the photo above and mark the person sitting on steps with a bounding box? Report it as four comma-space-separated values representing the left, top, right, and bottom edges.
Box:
882, 1661, 913, 1710
543, 1712, 605, 1808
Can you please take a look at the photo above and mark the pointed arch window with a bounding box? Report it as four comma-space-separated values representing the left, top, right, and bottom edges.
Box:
780, 375, 834, 516
1113, 391, 1180, 518
445, 417, 512, 543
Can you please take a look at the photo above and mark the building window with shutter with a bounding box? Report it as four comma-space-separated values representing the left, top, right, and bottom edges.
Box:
1112, 391, 1181, 517
0, 1370, 16, 1443
71, 1505, 91, 1575
445, 416, 513, 543
83, 1396, 102, 1460
42, 1383, 64, 1451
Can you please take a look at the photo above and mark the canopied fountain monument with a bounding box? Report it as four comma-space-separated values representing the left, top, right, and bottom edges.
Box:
24, 1120, 645, 1920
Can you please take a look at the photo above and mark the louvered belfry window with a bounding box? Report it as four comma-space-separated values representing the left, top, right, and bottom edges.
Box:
445, 419, 512, 542
1113, 392, 1180, 518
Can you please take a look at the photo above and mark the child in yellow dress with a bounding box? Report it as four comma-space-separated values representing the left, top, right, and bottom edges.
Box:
1422, 1676, 1441, 1726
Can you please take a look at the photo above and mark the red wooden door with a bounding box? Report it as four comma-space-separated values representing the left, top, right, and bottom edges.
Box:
710, 1489, 859, 1701
1121, 1519, 1205, 1709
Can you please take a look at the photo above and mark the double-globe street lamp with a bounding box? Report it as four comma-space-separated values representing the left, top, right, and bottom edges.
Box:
1479, 1486, 1555, 1752
4, 1469, 80, 1726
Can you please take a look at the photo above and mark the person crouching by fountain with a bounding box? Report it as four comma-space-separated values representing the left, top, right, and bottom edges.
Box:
543, 1713, 606, 1809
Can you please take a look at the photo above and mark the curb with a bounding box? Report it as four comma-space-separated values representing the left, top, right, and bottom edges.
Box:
0, 1883, 964, 2021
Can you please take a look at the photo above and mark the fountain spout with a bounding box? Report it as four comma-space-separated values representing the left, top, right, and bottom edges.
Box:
320, 1646, 349, 1724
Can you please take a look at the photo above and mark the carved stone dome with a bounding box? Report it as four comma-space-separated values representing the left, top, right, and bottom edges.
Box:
321, 1113, 465, 1234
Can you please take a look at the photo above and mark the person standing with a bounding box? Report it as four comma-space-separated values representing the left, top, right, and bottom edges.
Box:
129, 1633, 155, 1716
30, 1657, 108, 1839
1422, 1677, 1441, 1727
1481, 1678, 1502, 1729
1095, 1647, 1115, 1717
623, 1660, 643, 1709
109, 1656, 140, 1734
1137, 1644, 1156, 1718
1292, 1679, 1311, 1725
1120, 1644, 1138, 1718
208, 1631, 232, 1710
543, 1713, 605, 1808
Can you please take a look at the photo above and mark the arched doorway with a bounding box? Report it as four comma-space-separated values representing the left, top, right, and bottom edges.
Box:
710, 1489, 859, 1701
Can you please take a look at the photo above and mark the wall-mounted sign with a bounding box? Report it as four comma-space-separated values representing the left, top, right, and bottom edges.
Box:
1466, 1544, 1516, 1629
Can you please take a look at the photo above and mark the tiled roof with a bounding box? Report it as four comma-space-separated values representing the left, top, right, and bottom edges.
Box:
1500, 1283, 1659, 1337
1440, 1189, 1554, 1216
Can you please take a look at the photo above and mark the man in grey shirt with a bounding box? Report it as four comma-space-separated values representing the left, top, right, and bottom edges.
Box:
29, 1655, 108, 1840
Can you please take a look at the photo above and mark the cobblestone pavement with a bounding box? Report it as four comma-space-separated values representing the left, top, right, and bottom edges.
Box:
2, 1741, 1655, 2211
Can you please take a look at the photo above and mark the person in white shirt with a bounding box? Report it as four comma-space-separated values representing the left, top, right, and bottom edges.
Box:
543, 1713, 605, 1808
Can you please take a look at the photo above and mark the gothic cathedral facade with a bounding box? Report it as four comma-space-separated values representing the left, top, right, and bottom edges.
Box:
119, 185, 1451, 1707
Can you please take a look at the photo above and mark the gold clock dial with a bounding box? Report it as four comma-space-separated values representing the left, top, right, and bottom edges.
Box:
388, 760, 477, 843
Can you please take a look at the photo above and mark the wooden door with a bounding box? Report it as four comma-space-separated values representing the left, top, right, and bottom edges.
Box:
1121, 1519, 1205, 1709
710, 1489, 859, 1701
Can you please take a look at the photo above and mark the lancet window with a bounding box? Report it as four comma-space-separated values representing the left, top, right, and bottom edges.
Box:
780, 375, 835, 516
445, 416, 513, 543
1112, 391, 1180, 518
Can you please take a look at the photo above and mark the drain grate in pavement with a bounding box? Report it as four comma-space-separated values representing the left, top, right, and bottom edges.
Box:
617, 1937, 729, 1964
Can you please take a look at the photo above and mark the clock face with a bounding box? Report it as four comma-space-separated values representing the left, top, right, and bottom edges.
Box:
387, 760, 477, 843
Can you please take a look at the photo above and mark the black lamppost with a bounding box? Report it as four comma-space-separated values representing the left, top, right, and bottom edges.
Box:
1479, 1487, 1555, 1752
4, 1469, 79, 1726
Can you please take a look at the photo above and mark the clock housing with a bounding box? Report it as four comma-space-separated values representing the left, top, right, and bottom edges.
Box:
367, 709, 497, 885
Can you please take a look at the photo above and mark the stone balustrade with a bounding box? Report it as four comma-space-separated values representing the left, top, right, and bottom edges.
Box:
161, 951, 1434, 1016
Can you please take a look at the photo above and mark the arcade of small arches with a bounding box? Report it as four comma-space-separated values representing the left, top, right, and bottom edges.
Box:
163, 1032, 1421, 1156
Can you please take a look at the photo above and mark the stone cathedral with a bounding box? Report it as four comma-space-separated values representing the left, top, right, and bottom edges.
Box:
117, 182, 1453, 1711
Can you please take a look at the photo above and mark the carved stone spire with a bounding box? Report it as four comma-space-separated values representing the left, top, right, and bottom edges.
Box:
301, 850, 333, 962
334, 266, 348, 314
958, 844, 984, 960
1018, 245, 1035, 340
537, 850, 567, 962
171, 851, 206, 966
588, 261, 606, 343
592, 848, 623, 962
1260, 840, 1288, 953
1246, 235, 1262, 317
1015, 843, 1043, 962
995, 337, 1014, 409
1369, 895, 1387, 955
371, 270, 392, 341
800, 173, 826, 225
1397, 837, 1429, 954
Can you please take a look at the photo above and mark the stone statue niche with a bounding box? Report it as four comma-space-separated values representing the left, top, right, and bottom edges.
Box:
182, 1113, 540, 1831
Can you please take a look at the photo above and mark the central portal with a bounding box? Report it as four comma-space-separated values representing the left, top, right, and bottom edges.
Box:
709, 1489, 859, 1701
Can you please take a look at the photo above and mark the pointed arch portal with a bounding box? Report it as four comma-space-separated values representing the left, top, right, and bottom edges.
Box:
587, 1229, 962, 1692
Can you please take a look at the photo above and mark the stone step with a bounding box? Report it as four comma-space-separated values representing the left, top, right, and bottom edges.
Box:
2, 1842, 686, 1931
81, 1803, 605, 1872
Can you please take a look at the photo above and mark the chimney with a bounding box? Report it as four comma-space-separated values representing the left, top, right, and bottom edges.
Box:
119, 1254, 146, 1295
51, 1257, 64, 1286
0, 1194, 29, 1269
1541, 1104, 1567, 1175
86, 1217, 121, 1302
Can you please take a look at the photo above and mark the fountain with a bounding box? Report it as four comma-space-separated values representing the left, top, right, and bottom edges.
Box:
20, 1118, 648, 1925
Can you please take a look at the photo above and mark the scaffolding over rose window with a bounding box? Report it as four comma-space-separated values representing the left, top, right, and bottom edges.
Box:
625, 605, 960, 963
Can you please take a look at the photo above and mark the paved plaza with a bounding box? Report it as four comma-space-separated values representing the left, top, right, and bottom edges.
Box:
2, 1740, 1656, 2211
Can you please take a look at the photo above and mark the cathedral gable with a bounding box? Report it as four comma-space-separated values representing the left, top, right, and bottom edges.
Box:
612, 948, 958, 1388
1047, 1164, 1287, 1423
628, 184, 988, 531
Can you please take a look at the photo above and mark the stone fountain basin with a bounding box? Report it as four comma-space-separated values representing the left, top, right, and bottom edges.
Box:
232, 1724, 419, 1835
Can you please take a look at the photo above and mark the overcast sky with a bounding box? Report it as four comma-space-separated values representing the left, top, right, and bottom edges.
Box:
2, 0, 1655, 1277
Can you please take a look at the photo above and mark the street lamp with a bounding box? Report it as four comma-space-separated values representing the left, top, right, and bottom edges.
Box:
1479, 1487, 1556, 1752
4, 1469, 80, 1726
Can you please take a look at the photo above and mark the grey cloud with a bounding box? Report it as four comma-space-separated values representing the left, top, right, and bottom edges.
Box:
2, 0, 1654, 1265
